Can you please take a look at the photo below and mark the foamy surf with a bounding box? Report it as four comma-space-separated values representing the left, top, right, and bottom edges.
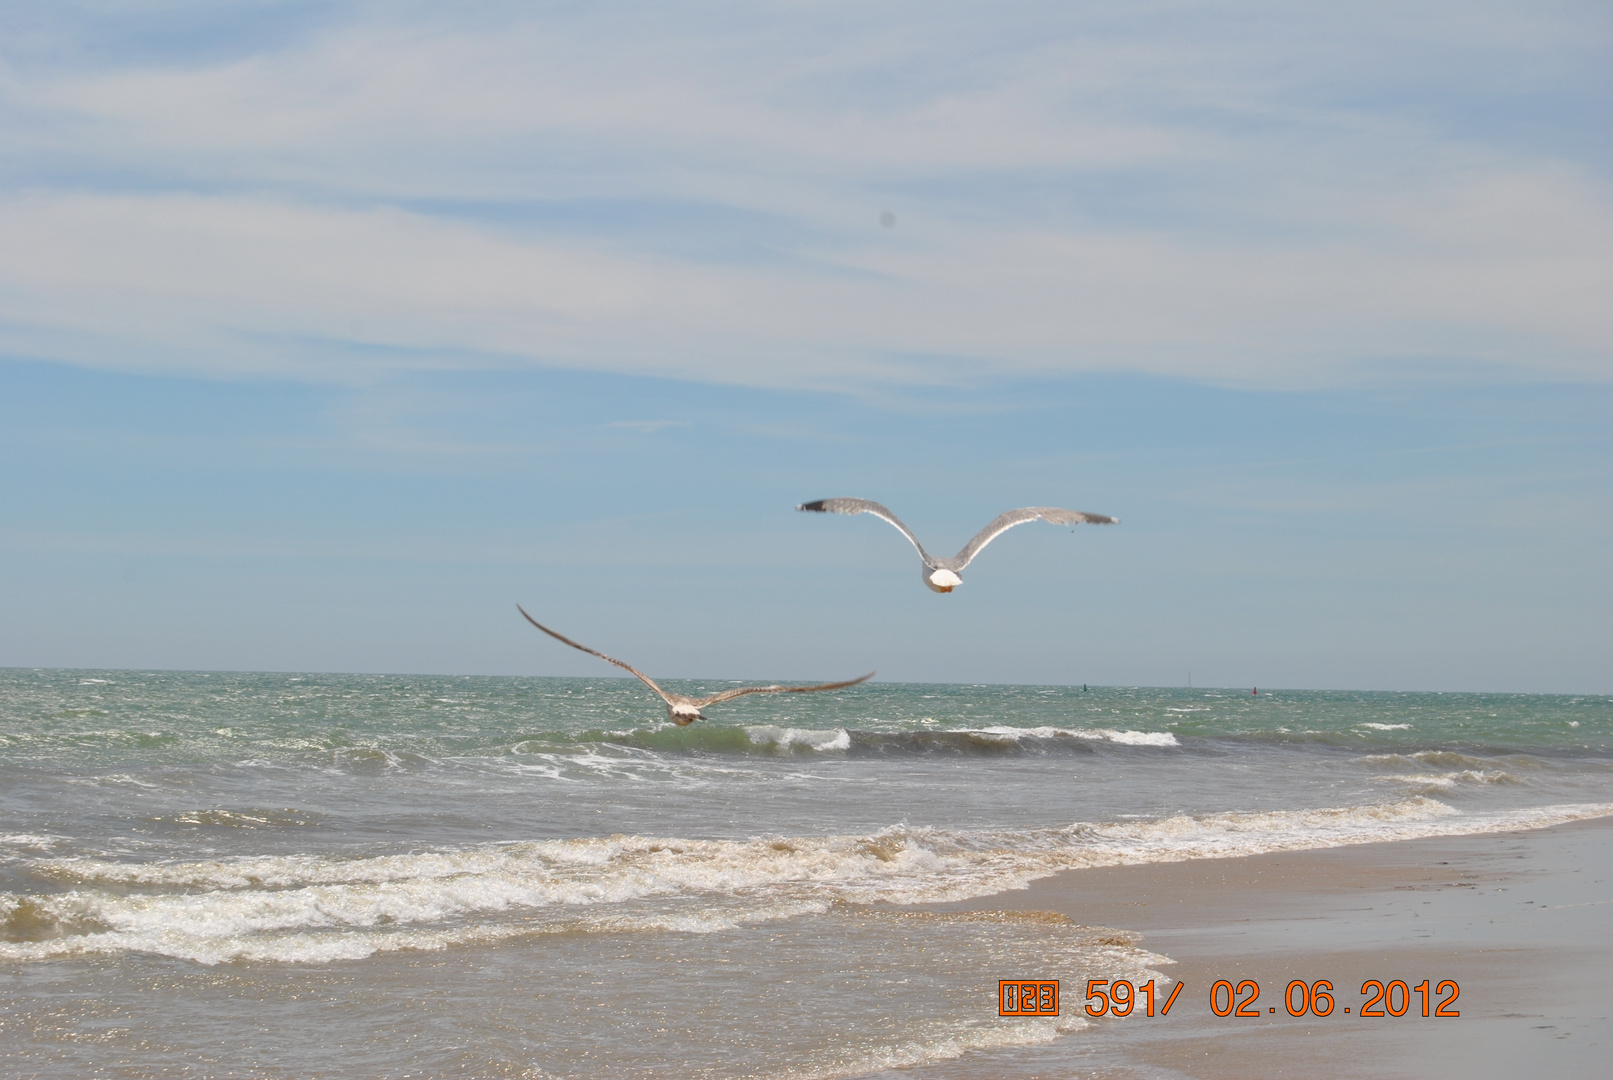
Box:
745, 725, 852, 752
4, 673, 1610, 1079
8, 799, 1609, 965
594, 723, 1180, 756
1374, 769, 1521, 791
974, 725, 1179, 746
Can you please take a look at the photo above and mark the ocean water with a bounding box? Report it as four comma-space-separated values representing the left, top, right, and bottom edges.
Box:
2, 669, 1610, 1078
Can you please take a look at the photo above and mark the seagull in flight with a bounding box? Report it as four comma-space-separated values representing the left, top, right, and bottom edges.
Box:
518, 606, 873, 725
797, 498, 1118, 593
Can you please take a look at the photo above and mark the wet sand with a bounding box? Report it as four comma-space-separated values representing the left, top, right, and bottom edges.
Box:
902, 816, 1612, 1079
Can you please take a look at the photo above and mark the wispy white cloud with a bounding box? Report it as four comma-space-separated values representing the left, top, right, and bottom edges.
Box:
1, 1, 1608, 389
3, 171, 1605, 388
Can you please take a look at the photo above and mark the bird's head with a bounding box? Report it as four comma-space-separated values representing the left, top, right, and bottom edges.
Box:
924, 567, 962, 593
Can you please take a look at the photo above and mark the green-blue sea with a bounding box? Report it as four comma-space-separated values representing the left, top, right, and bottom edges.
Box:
3, 669, 1609, 1077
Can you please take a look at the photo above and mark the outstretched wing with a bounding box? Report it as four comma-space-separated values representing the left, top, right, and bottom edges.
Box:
517, 605, 674, 705
796, 498, 933, 564
949, 507, 1119, 569
693, 671, 875, 708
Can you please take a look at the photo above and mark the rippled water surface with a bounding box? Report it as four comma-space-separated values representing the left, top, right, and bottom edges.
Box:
3, 670, 1610, 1077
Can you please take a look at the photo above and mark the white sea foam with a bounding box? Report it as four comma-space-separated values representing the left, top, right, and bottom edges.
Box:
779, 1017, 1069, 1080
1375, 770, 1519, 790
973, 726, 1179, 747
7, 799, 1609, 965
83, 773, 160, 788
1365, 749, 1522, 771
0, 833, 65, 852
1102, 730, 1180, 746
746, 726, 851, 752
0, 838, 66, 864
1360, 722, 1411, 730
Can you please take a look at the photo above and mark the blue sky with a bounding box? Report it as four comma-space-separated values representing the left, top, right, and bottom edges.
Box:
1, 1, 1608, 690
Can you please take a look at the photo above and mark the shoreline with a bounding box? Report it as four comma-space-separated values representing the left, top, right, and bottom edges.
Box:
891, 816, 1613, 1079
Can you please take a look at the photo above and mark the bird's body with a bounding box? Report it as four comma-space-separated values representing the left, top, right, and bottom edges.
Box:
796, 498, 1118, 592
518, 606, 872, 724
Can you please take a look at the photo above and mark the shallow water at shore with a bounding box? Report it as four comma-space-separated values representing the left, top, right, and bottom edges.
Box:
3, 670, 1610, 1076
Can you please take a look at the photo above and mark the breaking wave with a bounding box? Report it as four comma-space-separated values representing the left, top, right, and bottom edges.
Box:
5, 798, 1607, 965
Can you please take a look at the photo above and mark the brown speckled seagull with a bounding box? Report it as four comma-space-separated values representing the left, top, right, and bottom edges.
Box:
518, 606, 873, 725
796, 498, 1118, 593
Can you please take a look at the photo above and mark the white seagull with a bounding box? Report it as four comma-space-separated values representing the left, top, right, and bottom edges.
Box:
797, 498, 1119, 593
518, 606, 874, 725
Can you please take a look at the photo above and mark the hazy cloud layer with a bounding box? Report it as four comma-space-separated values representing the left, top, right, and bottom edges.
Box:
2, 1, 1609, 388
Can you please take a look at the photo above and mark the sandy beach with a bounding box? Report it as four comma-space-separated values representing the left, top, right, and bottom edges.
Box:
895, 816, 1612, 1080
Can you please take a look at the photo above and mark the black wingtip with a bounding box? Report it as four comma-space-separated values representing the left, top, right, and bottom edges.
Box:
797, 500, 828, 512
